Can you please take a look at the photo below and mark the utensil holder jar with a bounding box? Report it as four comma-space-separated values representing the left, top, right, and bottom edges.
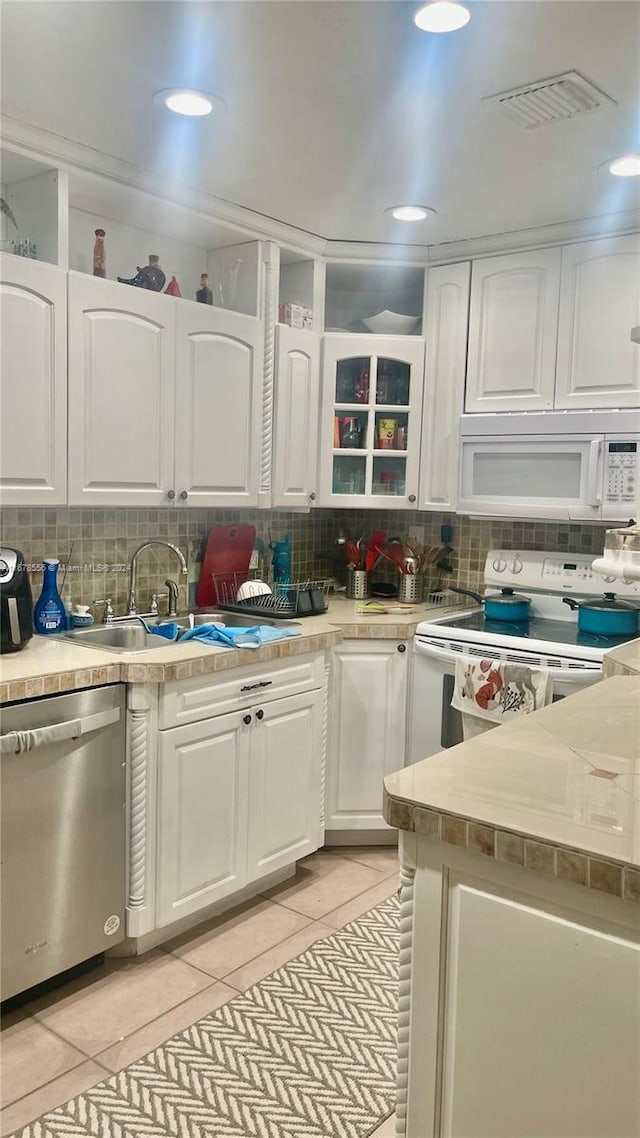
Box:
346, 569, 370, 600
398, 574, 423, 604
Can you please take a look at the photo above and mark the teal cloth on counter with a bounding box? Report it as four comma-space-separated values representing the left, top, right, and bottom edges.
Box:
178, 624, 302, 649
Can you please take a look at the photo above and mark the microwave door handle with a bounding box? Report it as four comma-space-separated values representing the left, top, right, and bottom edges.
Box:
586, 439, 603, 507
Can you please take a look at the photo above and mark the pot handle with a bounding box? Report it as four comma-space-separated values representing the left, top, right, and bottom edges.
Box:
450, 586, 484, 605
562, 597, 579, 611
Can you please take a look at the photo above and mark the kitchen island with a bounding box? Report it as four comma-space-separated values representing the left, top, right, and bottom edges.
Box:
383, 676, 640, 1138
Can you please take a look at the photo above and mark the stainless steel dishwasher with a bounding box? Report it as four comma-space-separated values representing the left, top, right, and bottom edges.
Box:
1, 684, 126, 1000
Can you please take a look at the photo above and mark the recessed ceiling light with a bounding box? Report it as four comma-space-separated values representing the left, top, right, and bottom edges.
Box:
413, 1, 470, 33
154, 89, 218, 117
386, 205, 436, 222
607, 154, 640, 178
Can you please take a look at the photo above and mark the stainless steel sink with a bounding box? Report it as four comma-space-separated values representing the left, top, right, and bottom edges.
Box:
65, 623, 172, 653
66, 611, 296, 654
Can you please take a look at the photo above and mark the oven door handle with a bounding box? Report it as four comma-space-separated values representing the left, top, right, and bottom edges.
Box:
415, 641, 601, 683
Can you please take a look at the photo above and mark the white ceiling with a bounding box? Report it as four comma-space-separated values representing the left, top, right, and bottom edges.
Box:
1, 0, 639, 248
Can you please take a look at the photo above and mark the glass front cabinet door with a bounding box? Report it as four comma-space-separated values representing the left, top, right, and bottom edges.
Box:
318, 335, 426, 508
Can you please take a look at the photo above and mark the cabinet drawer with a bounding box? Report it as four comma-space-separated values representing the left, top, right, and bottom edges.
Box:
159, 652, 325, 728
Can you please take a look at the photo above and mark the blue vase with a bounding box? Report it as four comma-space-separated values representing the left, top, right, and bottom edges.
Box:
271, 536, 292, 595
33, 558, 66, 635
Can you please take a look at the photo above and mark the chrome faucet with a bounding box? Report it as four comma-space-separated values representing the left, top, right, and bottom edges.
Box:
127, 542, 188, 616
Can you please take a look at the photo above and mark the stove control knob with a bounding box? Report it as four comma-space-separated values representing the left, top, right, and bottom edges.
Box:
492, 556, 507, 573
0, 559, 9, 578
510, 556, 523, 574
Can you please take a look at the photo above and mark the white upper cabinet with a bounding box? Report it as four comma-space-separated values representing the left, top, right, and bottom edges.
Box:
68, 274, 175, 506
555, 234, 640, 409
0, 255, 67, 505
174, 302, 263, 507
319, 334, 425, 509
465, 248, 561, 413
419, 262, 470, 511
68, 278, 262, 508
272, 325, 321, 509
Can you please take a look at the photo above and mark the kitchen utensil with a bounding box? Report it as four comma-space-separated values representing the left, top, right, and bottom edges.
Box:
398, 574, 423, 604
236, 580, 272, 602
385, 540, 408, 571
366, 530, 386, 572
450, 585, 532, 622
562, 593, 639, 636
197, 524, 256, 607
403, 555, 419, 574
346, 569, 370, 600
345, 540, 362, 569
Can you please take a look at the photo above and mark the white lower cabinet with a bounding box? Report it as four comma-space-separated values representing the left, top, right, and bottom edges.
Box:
403, 841, 640, 1138
247, 690, 323, 880
327, 640, 408, 832
156, 685, 324, 928
156, 709, 250, 927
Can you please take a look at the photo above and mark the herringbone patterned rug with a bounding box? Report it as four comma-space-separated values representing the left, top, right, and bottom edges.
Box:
13, 895, 400, 1138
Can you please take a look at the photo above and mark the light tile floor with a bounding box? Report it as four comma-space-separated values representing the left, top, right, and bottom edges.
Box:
0, 845, 400, 1137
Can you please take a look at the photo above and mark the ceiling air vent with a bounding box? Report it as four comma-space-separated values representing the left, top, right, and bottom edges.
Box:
484, 71, 616, 129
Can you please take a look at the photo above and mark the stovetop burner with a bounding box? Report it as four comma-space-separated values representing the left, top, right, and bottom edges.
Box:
431, 611, 637, 651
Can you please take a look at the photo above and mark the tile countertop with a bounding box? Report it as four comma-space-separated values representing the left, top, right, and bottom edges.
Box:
603, 636, 640, 677
384, 676, 640, 902
0, 595, 459, 703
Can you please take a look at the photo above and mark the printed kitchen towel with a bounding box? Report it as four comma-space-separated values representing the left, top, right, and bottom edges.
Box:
451, 655, 552, 739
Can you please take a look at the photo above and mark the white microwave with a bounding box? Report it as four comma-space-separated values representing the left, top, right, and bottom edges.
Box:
458, 411, 640, 521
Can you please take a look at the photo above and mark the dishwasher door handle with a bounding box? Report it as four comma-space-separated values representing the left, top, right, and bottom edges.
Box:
0, 706, 122, 754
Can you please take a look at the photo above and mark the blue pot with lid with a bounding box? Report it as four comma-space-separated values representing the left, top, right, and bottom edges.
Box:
562, 593, 639, 636
451, 586, 532, 622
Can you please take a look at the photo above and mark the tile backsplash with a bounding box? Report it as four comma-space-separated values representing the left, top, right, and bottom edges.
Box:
0, 506, 609, 618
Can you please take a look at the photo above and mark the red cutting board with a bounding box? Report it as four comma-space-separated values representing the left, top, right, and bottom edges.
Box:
197, 524, 256, 607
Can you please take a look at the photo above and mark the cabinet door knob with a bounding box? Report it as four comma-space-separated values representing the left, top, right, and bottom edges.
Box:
397, 643, 406, 653
309, 492, 316, 501
180, 490, 188, 500
256, 709, 264, 720
243, 714, 252, 725
408, 494, 416, 503
167, 489, 176, 499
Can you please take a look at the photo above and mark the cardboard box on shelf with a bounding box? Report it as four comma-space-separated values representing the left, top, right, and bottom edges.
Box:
279, 302, 314, 330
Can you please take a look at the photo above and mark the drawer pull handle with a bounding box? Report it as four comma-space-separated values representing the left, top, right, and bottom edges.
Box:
256, 709, 264, 720
240, 680, 273, 692
243, 714, 252, 725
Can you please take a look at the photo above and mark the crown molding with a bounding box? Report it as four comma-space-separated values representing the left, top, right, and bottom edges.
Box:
323, 240, 429, 265
2, 114, 638, 267
0, 114, 326, 257
427, 209, 640, 265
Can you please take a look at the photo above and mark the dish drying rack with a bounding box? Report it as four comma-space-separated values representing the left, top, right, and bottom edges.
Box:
423, 588, 472, 609
213, 574, 330, 619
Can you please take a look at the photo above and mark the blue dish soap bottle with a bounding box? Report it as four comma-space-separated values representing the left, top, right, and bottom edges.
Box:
270, 536, 292, 596
33, 558, 66, 635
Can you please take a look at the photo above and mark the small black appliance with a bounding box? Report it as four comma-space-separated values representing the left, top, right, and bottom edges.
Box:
0, 548, 33, 653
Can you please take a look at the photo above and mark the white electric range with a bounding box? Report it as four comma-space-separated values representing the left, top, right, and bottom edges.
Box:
408, 549, 640, 764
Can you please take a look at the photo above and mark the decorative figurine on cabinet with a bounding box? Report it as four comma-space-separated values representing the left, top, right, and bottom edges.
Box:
164, 275, 182, 296
93, 228, 106, 277
196, 272, 213, 304
118, 254, 166, 291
